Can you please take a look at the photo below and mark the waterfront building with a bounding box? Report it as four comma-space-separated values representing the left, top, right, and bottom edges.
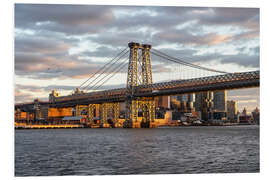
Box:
170, 96, 180, 110
212, 111, 227, 121
239, 108, 254, 124
252, 107, 260, 125
155, 96, 170, 109
227, 100, 237, 123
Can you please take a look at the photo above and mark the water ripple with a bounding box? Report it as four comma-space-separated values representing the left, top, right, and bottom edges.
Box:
15, 126, 259, 176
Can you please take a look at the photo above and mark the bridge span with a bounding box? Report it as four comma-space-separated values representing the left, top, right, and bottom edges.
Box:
47, 70, 259, 107
15, 42, 260, 128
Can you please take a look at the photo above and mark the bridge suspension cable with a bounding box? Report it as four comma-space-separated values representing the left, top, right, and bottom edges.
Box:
92, 60, 128, 91
84, 51, 129, 92
81, 48, 129, 91
151, 48, 228, 74
78, 47, 128, 89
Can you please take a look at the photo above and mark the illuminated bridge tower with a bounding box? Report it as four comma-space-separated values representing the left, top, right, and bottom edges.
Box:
125, 42, 156, 128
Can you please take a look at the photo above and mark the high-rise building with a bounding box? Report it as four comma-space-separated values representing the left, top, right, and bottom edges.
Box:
177, 94, 188, 102
194, 91, 214, 121
155, 96, 170, 109
176, 93, 195, 112
213, 90, 227, 112
227, 100, 237, 122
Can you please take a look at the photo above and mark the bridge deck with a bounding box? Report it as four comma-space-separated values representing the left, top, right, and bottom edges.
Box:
15, 71, 259, 108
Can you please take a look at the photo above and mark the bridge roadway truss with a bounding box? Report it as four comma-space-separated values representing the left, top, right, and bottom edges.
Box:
14, 42, 260, 128
42, 70, 259, 106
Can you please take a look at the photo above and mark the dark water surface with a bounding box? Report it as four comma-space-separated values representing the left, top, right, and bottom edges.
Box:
15, 126, 259, 176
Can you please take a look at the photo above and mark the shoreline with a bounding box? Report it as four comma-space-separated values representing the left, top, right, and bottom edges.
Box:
15, 123, 259, 130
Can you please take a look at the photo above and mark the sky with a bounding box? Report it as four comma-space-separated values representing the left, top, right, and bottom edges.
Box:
14, 4, 260, 112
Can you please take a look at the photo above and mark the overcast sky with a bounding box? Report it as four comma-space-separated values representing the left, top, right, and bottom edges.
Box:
14, 4, 260, 112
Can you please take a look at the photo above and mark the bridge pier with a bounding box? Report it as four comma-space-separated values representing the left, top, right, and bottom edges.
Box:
125, 99, 138, 128
88, 104, 100, 125
112, 102, 120, 126
75, 105, 88, 116
139, 97, 156, 128
99, 102, 120, 128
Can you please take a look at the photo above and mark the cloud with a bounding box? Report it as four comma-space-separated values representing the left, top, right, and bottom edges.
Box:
15, 50, 129, 80
14, 4, 260, 105
151, 45, 259, 68
14, 89, 35, 103
15, 4, 115, 35
198, 8, 259, 31
15, 35, 73, 55
14, 82, 128, 103
220, 53, 259, 68
15, 84, 43, 93
155, 29, 235, 46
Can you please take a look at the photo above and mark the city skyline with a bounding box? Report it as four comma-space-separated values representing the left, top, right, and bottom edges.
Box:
14, 4, 259, 112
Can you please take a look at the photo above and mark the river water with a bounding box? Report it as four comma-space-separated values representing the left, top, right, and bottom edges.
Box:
15, 125, 259, 176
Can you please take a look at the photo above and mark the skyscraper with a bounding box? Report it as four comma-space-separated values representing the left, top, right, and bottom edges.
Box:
155, 96, 170, 109
213, 90, 227, 112
176, 93, 195, 112
194, 91, 214, 121
227, 100, 237, 122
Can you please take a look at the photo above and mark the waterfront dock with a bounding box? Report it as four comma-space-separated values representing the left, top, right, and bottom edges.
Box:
15, 123, 84, 129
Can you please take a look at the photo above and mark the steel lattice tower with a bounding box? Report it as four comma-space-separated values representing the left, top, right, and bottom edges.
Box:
124, 42, 155, 128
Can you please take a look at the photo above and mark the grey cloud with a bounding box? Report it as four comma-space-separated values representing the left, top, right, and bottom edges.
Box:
154, 29, 231, 46
15, 5, 259, 37
221, 53, 259, 68
15, 4, 114, 35
15, 50, 129, 80
15, 84, 43, 92
14, 88, 35, 103
15, 83, 128, 98
15, 36, 72, 55
151, 46, 259, 68
14, 4, 259, 81
15, 93, 34, 103
81, 45, 126, 58
198, 8, 259, 30
90, 30, 157, 47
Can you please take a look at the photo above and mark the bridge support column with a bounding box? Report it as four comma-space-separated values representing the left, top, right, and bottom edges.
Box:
75, 105, 88, 116
139, 97, 156, 128
125, 99, 139, 128
112, 102, 120, 125
100, 103, 110, 128
88, 104, 100, 125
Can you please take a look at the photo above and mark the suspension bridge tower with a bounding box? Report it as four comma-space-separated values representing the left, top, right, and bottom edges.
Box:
124, 42, 156, 128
